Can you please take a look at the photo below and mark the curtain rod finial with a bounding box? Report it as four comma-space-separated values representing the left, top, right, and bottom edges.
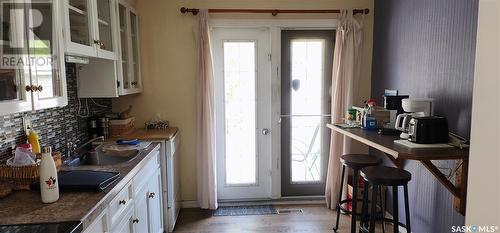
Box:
180, 7, 199, 15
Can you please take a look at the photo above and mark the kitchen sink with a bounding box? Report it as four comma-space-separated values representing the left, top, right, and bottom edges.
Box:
64, 145, 139, 167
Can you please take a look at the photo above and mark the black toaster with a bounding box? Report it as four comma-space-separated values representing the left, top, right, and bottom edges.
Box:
408, 116, 449, 144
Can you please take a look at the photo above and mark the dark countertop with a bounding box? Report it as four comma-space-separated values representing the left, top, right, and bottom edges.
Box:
110, 127, 178, 141
0, 143, 161, 229
0, 221, 82, 233
327, 124, 469, 160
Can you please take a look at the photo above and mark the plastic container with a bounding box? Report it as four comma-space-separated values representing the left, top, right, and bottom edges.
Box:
28, 130, 41, 154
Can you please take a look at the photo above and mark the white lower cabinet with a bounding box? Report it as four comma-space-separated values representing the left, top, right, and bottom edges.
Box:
110, 206, 134, 233
133, 184, 150, 233
84, 209, 108, 233
147, 170, 163, 233
83, 150, 162, 233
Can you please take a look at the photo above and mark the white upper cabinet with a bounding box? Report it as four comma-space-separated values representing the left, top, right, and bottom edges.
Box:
116, 1, 142, 95
63, 0, 118, 60
75, 0, 141, 97
0, 0, 67, 116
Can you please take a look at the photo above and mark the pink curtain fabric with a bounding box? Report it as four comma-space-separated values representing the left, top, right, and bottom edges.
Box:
196, 9, 218, 210
325, 10, 364, 209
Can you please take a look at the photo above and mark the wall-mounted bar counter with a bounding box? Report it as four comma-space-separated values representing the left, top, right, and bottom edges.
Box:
326, 124, 469, 215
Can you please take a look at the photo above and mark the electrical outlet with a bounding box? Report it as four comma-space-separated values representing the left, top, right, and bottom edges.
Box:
22, 116, 32, 136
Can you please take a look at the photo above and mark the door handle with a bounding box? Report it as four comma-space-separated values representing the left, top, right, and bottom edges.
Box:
262, 128, 270, 135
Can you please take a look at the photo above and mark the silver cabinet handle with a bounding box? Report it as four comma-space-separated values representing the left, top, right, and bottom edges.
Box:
262, 128, 270, 135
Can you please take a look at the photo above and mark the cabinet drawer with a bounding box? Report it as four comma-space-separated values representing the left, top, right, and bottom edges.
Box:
110, 204, 134, 233
108, 182, 132, 226
132, 151, 160, 195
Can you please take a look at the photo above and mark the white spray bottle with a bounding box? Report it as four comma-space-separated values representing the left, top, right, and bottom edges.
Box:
39, 146, 59, 203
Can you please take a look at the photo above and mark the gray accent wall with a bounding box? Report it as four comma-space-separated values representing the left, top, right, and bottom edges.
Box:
371, 0, 478, 232
372, 0, 478, 139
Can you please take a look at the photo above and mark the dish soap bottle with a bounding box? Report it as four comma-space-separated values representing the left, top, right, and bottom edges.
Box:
39, 146, 59, 203
28, 130, 41, 154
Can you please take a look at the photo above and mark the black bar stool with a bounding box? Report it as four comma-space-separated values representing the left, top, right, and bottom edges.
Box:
333, 154, 382, 233
360, 166, 412, 233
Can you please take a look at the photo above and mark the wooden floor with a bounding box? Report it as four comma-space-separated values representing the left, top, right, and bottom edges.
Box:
174, 204, 387, 233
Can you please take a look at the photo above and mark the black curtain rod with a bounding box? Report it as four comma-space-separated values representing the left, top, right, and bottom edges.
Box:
180, 7, 369, 16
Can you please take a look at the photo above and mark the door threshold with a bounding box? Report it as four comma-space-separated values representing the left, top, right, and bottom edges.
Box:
217, 196, 325, 207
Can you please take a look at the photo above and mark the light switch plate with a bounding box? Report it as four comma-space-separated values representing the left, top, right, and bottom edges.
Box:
22, 116, 32, 136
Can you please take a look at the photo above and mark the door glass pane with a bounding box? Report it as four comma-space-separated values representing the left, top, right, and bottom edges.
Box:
0, 2, 28, 101
129, 12, 138, 88
118, 4, 129, 89
68, 0, 90, 46
290, 40, 324, 183
97, 0, 112, 52
29, 1, 59, 99
223, 41, 256, 185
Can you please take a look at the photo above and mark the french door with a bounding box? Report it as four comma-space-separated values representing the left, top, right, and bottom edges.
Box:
212, 27, 272, 200
281, 30, 334, 196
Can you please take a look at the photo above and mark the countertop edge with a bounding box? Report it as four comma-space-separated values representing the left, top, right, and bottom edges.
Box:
79, 143, 161, 229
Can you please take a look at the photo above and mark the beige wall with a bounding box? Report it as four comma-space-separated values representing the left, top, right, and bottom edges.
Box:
465, 0, 500, 226
113, 0, 374, 202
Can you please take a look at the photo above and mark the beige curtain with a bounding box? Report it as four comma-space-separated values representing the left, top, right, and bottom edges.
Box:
196, 9, 218, 210
325, 10, 364, 209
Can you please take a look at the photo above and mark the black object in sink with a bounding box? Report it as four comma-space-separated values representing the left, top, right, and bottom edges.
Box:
32, 170, 120, 191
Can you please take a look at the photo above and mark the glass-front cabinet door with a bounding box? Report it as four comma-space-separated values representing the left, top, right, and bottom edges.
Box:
0, 0, 66, 116
94, 0, 116, 59
117, 1, 141, 95
27, 0, 66, 109
118, 3, 129, 89
65, 0, 95, 56
0, 1, 33, 114
129, 10, 140, 90
64, 0, 117, 59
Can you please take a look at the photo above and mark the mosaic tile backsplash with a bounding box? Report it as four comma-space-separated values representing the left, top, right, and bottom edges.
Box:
0, 64, 112, 160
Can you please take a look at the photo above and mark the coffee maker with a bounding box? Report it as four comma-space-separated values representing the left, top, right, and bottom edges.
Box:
384, 95, 409, 128
395, 98, 434, 139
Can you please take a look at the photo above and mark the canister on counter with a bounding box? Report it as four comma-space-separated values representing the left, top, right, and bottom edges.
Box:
346, 108, 358, 126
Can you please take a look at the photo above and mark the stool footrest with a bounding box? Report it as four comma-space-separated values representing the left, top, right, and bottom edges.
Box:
359, 220, 409, 233
337, 199, 385, 219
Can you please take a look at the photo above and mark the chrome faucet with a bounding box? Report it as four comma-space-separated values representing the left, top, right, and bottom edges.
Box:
66, 136, 105, 159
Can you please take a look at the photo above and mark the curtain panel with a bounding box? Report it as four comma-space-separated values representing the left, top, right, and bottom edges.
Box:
325, 10, 364, 209
196, 9, 218, 210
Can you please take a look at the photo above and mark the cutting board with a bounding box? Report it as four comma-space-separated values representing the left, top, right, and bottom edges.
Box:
394, 140, 454, 149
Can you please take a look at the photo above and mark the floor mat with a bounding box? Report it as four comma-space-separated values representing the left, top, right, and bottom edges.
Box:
212, 205, 278, 216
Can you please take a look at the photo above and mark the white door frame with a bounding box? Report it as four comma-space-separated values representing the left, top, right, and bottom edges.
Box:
210, 19, 338, 200
212, 27, 272, 200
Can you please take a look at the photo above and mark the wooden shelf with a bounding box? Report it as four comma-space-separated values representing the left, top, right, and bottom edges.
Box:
327, 123, 469, 215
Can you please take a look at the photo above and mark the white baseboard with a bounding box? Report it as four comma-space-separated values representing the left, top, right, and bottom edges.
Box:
181, 200, 200, 208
